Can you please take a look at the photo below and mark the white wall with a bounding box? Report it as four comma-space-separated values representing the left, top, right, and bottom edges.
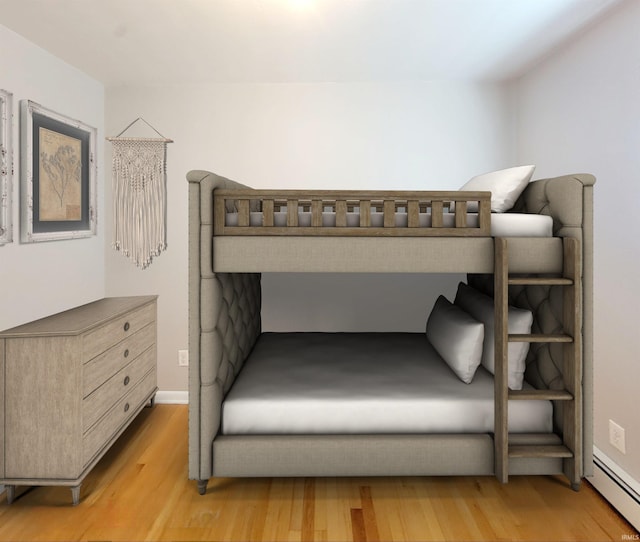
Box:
0, 25, 105, 331
511, 0, 640, 486
105, 81, 513, 391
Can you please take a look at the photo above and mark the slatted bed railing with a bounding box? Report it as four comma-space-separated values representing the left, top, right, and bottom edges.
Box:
214, 189, 492, 237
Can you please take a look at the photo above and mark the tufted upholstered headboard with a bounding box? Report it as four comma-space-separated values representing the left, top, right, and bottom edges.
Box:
469, 173, 595, 475
188, 171, 262, 481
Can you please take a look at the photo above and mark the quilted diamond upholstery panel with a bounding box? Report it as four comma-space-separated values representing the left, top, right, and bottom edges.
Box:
197, 272, 261, 462
510, 174, 589, 242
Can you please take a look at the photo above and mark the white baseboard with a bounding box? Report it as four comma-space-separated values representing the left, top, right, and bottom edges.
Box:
155, 390, 188, 404
592, 446, 640, 532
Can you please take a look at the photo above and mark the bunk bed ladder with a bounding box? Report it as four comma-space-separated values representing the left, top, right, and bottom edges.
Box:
494, 236, 582, 491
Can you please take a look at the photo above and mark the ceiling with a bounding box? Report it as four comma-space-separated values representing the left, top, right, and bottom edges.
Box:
0, 0, 621, 86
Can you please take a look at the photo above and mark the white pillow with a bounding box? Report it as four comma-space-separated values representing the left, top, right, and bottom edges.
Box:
426, 295, 484, 384
454, 282, 533, 390
459, 165, 535, 213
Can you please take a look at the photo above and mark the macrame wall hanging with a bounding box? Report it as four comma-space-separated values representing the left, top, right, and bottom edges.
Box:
107, 118, 172, 269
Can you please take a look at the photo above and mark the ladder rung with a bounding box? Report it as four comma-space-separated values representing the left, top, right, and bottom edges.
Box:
508, 444, 573, 458
508, 333, 573, 343
508, 277, 574, 286
509, 389, 573, 401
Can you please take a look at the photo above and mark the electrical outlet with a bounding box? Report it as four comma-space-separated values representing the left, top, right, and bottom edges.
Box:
609, 419, 626, 454
178, 349, 189, 367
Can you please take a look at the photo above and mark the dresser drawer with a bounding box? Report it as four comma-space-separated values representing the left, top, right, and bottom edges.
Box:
83, 369, 157, 468
83, 303, 155, 362
83, 322, 155, 397
83, 346, 156, 432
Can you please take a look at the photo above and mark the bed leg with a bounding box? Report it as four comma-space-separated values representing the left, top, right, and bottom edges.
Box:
197, 479, 208, 495
571, 481, 581, 492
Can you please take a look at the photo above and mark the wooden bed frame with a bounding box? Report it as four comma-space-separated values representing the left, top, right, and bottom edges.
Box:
187, 170, 595, 494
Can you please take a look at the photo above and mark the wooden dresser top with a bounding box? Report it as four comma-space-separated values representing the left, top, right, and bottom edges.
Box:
0, 296, 157, 338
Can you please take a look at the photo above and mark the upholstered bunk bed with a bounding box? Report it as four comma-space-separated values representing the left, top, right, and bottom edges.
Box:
187, 168, 595, 495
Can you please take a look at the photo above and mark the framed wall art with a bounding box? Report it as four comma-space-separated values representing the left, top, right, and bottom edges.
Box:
0, 89, 13, 245
21, 100, 97, 243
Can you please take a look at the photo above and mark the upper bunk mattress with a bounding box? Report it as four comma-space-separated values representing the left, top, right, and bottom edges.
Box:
221, 332, 553, 435
488, 213, 552, 237
225, 211, 553, 237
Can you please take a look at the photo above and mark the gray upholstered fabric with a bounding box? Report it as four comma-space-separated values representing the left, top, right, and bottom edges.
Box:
213, 236, 564, 274
212, 434, 562, 477
188, 171, 262, 481
188, 170, 594, 483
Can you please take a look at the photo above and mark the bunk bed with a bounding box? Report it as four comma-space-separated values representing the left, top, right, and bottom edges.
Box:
187, 168, 595, 495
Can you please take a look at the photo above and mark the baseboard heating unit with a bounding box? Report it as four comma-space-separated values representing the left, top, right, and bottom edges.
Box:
592, 447, 640, 532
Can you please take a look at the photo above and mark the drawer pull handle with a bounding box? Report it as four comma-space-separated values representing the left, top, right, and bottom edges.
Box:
124, 322, 130, 332
124, 349, 130, 358
124, 375, 130, 386
124, 403, 130, 413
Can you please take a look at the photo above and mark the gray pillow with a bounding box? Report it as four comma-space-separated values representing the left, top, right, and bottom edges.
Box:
454, 282, 533, 390
426, 295, 484, 384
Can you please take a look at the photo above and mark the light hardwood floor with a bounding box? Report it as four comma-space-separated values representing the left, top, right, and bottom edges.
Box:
0, 404, 636, 541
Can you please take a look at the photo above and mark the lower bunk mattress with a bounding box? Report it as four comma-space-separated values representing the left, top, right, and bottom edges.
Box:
221, 332, 552, 435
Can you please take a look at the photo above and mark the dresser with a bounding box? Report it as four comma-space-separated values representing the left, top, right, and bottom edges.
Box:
0, 296, 157, 505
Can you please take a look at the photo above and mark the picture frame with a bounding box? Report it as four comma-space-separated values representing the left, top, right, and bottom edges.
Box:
20, 100, 97, 243
0, 89, 13, 245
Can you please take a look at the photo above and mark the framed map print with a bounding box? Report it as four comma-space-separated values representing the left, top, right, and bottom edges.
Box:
21, 100, 97, 242
0, 89, 13, 245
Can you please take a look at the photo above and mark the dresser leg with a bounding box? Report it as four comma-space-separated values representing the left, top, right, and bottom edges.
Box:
5, 485, 16, 505
71, 485, 81, 506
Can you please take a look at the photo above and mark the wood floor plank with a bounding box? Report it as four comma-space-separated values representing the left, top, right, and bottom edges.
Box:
351, 508, 367, 542
325, 477, 351, 542
359, 486, 381, 542
262, 477, 294, 542
0, 404, 637, 542
302, 478, 316, 542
